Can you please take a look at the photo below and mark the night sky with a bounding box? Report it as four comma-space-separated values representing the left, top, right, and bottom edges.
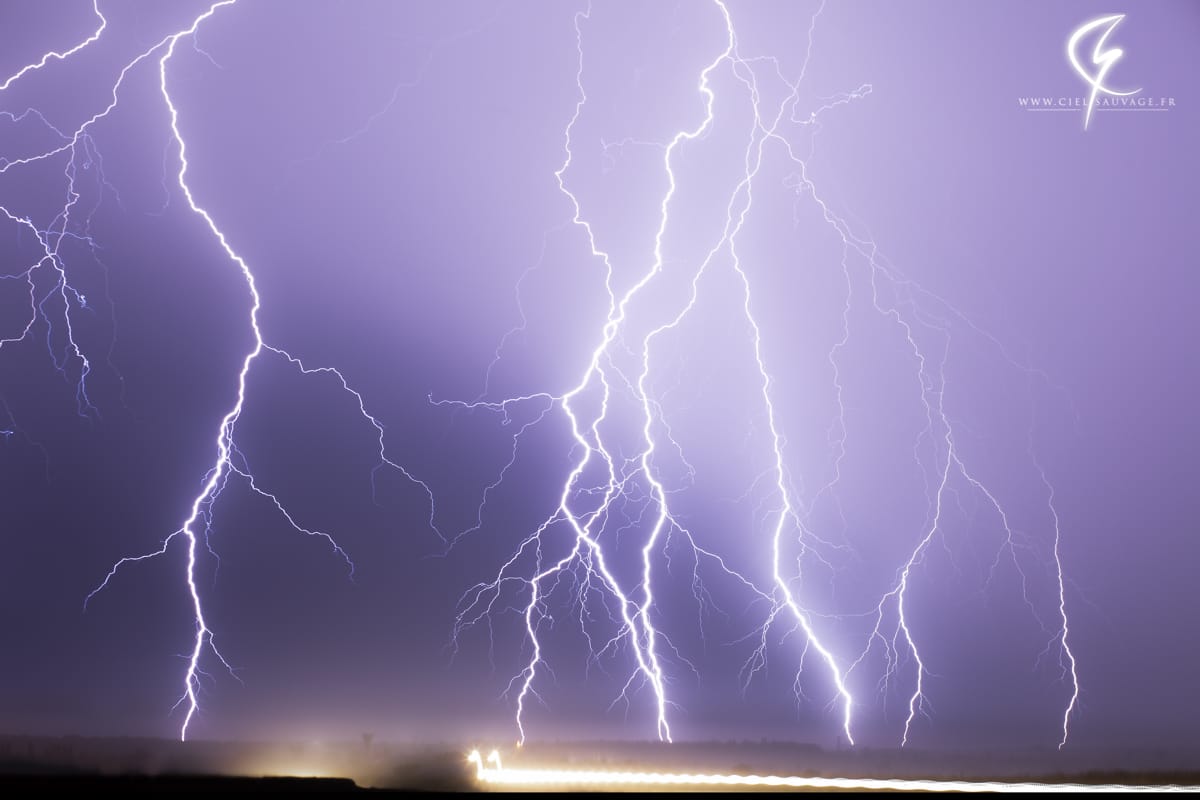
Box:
0, 0, 1196, 753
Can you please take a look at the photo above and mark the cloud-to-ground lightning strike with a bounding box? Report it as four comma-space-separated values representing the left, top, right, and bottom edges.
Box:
1, 1, 439, 740
467, 749, 1198, 793
449, 0, 1078, 749
3, 0, 1081, 751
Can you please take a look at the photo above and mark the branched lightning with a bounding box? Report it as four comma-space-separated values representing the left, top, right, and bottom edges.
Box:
2, 0, 440, 740
3, 0, 1079, 750
448, 0, 1078, 750
449, 1, 747, 745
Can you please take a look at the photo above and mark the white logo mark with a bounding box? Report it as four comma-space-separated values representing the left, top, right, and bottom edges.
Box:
1067, 14, 1142, 130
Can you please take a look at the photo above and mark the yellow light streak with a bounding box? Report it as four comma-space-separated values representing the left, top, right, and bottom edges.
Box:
468, 749, 1196, 793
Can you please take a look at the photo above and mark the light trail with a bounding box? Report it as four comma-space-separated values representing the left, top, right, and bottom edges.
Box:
468, 749, 1197, 793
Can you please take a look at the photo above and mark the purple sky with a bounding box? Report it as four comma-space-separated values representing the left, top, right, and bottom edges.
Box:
0, 0, 1196, 754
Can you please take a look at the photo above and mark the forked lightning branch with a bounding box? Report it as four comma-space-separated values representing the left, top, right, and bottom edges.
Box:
2, 0, 1078, 749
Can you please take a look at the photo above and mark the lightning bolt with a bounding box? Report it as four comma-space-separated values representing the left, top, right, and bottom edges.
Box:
2, 1, 440, 740
4, 0, 1080, 750
0, 1, 107, 93
449, 1, 740, 745
449, 0, 1078, 750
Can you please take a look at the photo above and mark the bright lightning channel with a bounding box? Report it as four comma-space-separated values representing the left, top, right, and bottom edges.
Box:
2, 0, 1080, 749
0, 1, 439, 740
449, 0, 1077, 751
